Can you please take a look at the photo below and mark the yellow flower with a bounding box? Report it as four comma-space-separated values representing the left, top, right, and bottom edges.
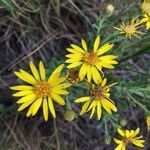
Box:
10, 61, 71, 121
141, 0, 150, 15
75, 78, 117, 120
146, 114, 150, 132
141, 14, 150, 30
114, 19, 143, 38
65, 36, 118, 83
114, 128, 145, 150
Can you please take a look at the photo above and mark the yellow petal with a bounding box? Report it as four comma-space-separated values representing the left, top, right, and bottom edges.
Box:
54, 90, 69, 95
97, 101, 102, 120
100, 55, 118, 60
26, 103, 35, 117
51, 64, 64, 76
79, 64, 87, 80
87, 65, 92, 82
51, 93, 65, 105
132, 128, 140, 137
48, 97, 56, 118
32, 97, 43, 116
99, 62, 115, 69
91, 66, 102, 84
117, 128, 125, 136
114, 138, 122, 144
13, 90, 34, 97
89, 101, 97, 119
67, 62, 83, 68
43, 98, 48, 121
97, 43, 114, 56
14, 71, 34, 85
48, 64, 64, 83
132, 140, 145, 147
65, 59, 82, 63
81, 39, 87, 51
18, 99, 35, 111
101, 100, 110, 114
17, 94, 37, 104
102, 99, 117, 113
94, 36, 100, 51
71, 44, 86, 53
20, 69, 37, 84
114, 142, 124, 150
39, 61, 45, 81
30, 61, 40, 80
56, 83, 72, 89
66, 48, 82, 54
87, 100, 96, 112
10, 85, 34, 91
80, 100, 91, 115
75, 96, 91, 103
101, 78, 107, 87
95, 62, 102, 72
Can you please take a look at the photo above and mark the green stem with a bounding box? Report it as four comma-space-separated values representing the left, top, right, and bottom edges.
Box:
54, 119, 60, 150
104, 117, 108, 135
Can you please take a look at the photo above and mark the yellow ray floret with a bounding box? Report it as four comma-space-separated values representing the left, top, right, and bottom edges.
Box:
146, 114, 150, 132
141, 14, 150, 30
75, 78, 117, 120
114, 19, 144, 39
10, 61, 71, 121
141, 0, 150, 15
65, 36, 118, 83
114, 128, 145, 150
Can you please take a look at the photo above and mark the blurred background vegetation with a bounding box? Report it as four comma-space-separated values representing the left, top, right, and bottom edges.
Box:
0, 0, 149, 149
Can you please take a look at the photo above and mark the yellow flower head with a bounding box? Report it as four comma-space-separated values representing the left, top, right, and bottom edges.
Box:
75, 78, 117, 120
114, 128, 145, 150
114, 19, 143, 38
65, 36, 118, 83
141, 0, 150, 15
146, 114, 150, 132
11, 61, 71, 121
141, 14, 150, 30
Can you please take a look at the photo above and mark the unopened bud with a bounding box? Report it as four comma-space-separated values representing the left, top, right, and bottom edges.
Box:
105, 4, 115, 17
64, 110, 77, 122
103, 134, 112, 145
120, 119, 127, 127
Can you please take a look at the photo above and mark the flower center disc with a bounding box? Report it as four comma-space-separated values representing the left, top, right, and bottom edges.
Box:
91, 86, 104, 100
34, 81, 51, 98
124, 25, 136, 34
123, 137, 131, 146
83, 52, 98, 65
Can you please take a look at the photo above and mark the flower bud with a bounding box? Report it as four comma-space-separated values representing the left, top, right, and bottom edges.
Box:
120, 119, 127, 127
64, 110, 77, 122
105, 4, 115, 17
103, 134, 112, 145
